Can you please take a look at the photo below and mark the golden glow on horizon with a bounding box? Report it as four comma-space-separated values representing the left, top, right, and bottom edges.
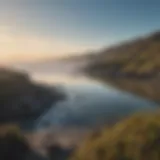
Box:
0, 26, 91, 64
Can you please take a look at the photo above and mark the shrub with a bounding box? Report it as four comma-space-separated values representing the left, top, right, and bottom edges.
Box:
0, 125, 29, 160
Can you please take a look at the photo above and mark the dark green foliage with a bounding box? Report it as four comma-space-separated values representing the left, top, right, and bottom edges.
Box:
0, 125, 29, 160
47, 144, 74, 160
71, 112, 160, 160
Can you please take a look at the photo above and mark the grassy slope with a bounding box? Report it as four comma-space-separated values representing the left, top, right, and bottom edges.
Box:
86, 31, 160, 102
71, 111, 160, 160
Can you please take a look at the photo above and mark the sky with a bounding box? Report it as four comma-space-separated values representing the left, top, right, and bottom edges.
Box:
0, 0, 160, 64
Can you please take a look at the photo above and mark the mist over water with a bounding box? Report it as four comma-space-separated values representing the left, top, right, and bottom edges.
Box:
33, 73, 158, 130
13, 62, 158, 130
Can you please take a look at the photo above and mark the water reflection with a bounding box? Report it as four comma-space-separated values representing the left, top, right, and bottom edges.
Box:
34, 73, 158, 130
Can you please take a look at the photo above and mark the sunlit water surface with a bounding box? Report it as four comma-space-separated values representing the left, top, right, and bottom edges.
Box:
30, 73, 158, 130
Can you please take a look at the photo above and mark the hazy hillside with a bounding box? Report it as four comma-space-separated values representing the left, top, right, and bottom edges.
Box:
85, 31, 160, 102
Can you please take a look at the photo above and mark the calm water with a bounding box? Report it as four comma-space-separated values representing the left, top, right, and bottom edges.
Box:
30, 73, 158, 130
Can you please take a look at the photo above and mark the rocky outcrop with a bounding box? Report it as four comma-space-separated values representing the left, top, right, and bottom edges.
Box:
0, 126, 30, 160
0, 68, 65, 122
47, 144, 74, 160
0, 125, 48, 160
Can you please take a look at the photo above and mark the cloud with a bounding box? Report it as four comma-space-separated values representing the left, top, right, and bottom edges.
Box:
0, 26, 89, 64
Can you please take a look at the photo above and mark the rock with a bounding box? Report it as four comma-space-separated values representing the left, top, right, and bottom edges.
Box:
47, 144, 74, 160
0, 125, 48, 160
0, 68, 65, 123
0, 128, 30, 160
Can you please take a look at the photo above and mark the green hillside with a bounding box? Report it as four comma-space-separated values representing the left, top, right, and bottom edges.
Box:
86, 31, 160, 102
71, 111, 160, 160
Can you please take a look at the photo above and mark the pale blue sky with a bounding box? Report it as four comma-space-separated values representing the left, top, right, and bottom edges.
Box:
0, 0, 160, 63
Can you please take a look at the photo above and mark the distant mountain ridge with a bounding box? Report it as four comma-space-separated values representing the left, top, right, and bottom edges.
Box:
85, 31, 160, 102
